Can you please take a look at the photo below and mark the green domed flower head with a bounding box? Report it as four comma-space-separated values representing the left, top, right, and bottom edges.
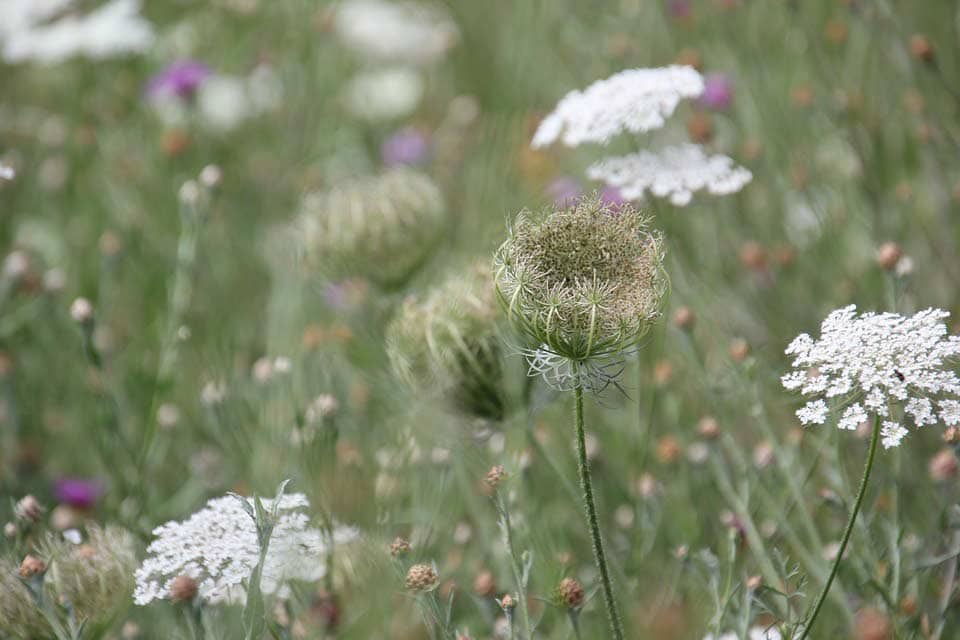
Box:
386, 261, 506, 420
493, 196, 666, 388
297, 168, 446, 287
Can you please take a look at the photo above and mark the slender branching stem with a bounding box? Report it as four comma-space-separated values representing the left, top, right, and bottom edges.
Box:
800, 416, 881, 639
573, 387, 625, 640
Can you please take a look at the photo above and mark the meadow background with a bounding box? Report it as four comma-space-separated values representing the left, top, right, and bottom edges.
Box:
3, 1, 960, 638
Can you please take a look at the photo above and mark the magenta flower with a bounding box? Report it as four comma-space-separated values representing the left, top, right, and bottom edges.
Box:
545, 176, 582, 206
667, 0, 692, 19
147, 60, 212, 101
700, 74, 733, 111
53, 477, 104, 509
381, 128, 431, 167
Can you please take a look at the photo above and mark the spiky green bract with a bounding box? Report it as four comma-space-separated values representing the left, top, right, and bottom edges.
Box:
386, 261, 506, 420
493, 196, 667, 363
297, 168, 446, 287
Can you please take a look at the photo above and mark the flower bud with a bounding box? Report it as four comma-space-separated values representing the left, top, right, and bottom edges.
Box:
170, 575, 198, 603
554, 577, 585, 610
14, 495, 44, 523
19, 554, 46, 578
876, 242, 902, 271
485, 465, 506, 491
389, 536, 412, 557
472, 570, 496, 598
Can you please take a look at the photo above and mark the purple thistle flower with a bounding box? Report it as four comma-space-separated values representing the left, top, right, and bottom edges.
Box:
147, 60, 212, 101
545, 176, 582, 207
381, 128, 431, 167
599, 186, 628, 209
53, 477, 104, 510
700, 73, 734, 111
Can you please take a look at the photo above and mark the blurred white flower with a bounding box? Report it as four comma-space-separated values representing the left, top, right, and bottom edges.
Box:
587, 144, 752, 206
134, 493, 358, 605
0, 164, 14, 180
335, 0, 458, 65
531, 66, 704, 148
198, 76, 250, 131
782, 305, 960, 448
1, 0, 154, 64
345, 66, 423, 121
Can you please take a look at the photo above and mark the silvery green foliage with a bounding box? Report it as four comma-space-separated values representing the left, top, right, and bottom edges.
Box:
386, 261, 505, 419
493, 197, 666, 388
134, 493, 358, 605
0, 559, 46, 639
296, 168, 446, 286
531, 66, 704, 148
782, 305, 960, 448
334, 0, 458, 66
586, 144, 753, 206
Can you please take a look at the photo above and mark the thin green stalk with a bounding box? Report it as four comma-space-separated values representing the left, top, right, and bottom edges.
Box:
800, 416, 881, 639
573, 387, 625, 640
494, 492, 532, 639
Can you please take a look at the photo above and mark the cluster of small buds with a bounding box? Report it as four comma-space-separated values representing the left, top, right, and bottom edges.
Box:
390, 536, 412, 557
404, 563, 439, 592
485, 465, 507, 491
553, 577, 585, 610
497, 593, 517, 612
14, 495, 44, 523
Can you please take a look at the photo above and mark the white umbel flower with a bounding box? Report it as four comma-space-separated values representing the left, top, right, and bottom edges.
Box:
335, 0, 458, 66
2, 0, 154, 65
133, 493, 358, 605
586, 144, 753, 206
782, 305, 960, 448
345, 66, 424, 122
531, 66, 704, 148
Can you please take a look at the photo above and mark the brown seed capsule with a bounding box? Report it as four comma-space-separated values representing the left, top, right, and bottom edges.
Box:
473, 570, 496, 598
485, 465, 506, 491
909, 34, 935, 64
170, 575, 198, 603
555, 577, 585, 609
389, 536, 412, 557
19, 554, 46, 578
687, 112, 714, 144
656, 436, 681, 465
877, 242, 902, 271
739, 241, 768, 272
405, 564, 439, 592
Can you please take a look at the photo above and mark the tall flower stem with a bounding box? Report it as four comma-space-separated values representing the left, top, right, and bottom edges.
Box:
800, 416, 881, 639
574, 387, 625, 640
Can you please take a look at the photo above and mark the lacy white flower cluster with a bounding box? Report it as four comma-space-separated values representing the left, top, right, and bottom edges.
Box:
334, 0, 458, 66
531, 66, 704, 148
587, 144, 754, 206
782, 305, 960, 448
704, 626, 781, 640
523, 345, 628, 393
0, 0, 154, 65
134, 493, 358, 605
531, 66, 751, 206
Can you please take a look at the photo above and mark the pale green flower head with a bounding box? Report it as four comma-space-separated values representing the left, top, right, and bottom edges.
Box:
296, 168, 446, 287
386, 261, 506, 419
493, 196, 667, 363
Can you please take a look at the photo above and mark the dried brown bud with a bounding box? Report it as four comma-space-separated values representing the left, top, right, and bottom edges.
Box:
877, 242, 902, 271
824, 20, 848, 45
653, 360, 674, 386
854, 606, 892, 640
686, 112, 714, 144
928, 449, 958, 482
739, 241, 768, 272
485, 465, 506, 491
498, 593, 517, 611
472, 570, 496, 598
389, 536, 412, 557
405, 563, 439, 592
674, 48, 703, 71
170, 575, 198, 603
14, 495, 44, 523
656, 436, 681, 465
697, 416, 720, 439
944, 426, 960, 444
729, 338, 750, 362
555, 577, 585, 609
19, 554, 46, 578
909, 34, 935, 64
672, 306, 695, 330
